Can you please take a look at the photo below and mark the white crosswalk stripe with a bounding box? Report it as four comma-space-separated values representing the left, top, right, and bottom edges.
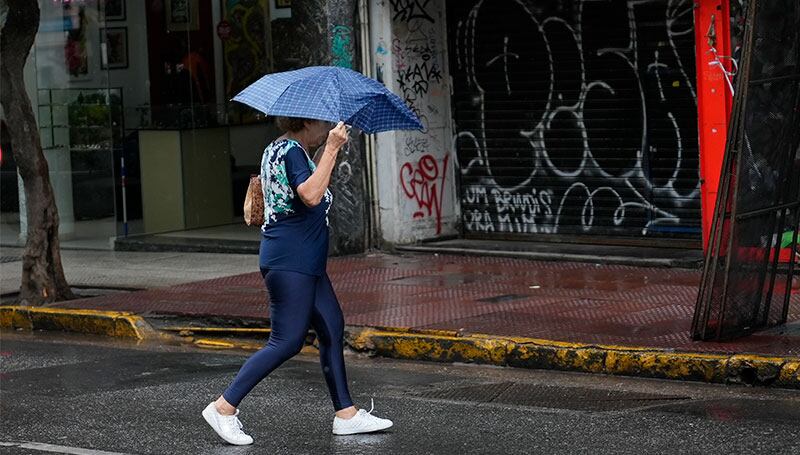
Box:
0, 441, 132, 455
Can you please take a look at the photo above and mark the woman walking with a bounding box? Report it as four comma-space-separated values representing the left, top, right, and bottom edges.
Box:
202, 118, 393, 445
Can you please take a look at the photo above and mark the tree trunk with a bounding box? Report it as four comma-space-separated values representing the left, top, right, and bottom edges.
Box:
1, 0, 75, 305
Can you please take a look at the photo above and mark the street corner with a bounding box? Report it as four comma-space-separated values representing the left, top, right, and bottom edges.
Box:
0, 305, 153, 340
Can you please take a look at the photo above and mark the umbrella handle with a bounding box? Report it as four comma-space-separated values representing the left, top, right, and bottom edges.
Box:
342, 124, 353, 154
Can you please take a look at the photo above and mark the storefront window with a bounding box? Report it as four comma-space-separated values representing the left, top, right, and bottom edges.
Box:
2, 0, 289, 250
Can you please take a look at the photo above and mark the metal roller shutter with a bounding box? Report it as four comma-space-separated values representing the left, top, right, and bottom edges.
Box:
447, 0, 701, 241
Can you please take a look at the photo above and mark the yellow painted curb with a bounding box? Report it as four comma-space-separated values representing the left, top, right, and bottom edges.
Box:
344, 327, 800, 389
194, 338, 237, 349
192, 336, 316, 354
777, 361, 800, 387
0, 306, 150, 340
162, 326, 271, 337
3, 306, 796, 389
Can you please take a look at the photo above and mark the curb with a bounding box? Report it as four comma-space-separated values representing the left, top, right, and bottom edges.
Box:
0, 306, 152, 340
114, 235, 259, 254
2, 306, 797, 389
344, 327, 800, 389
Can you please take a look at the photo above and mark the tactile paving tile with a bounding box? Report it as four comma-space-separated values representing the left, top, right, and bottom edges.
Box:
49, 252, 800, 355
540, 301, 656, 319
407, 285, 536, 303
607, 305, 695, 326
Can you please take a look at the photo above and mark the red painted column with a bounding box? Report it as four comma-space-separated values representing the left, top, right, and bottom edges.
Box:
695, 0, 733, 251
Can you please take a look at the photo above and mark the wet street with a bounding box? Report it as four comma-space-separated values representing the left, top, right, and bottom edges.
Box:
1, 331, 799, 455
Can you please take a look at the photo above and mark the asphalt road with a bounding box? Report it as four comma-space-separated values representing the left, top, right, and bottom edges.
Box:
2, 330, 799, 455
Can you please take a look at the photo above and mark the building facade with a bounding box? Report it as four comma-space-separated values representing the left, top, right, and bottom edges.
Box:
371, 0, 710, 247
1, 0, 738, 253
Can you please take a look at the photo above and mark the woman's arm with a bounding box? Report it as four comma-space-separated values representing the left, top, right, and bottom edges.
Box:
297, 122, 348, 207
312, 145, 325, 166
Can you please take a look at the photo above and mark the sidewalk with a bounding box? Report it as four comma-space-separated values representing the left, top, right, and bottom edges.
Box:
0, 247, 257, 294
40, 252, 799, 355
3, 250, 799, 385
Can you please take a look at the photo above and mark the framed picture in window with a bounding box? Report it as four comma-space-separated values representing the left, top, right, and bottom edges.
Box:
165, 0, 200, 31
101, 0, 126, 22
100, 27, 129, 69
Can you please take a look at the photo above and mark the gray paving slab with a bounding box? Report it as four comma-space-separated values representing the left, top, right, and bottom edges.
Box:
0, 247, 258, 295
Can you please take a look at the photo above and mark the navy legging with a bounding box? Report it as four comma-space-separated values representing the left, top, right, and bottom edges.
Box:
222, 269, 353, 411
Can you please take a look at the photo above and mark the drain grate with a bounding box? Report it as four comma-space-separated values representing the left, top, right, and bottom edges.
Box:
411, 382, 689, 412
0, 256, 22, 264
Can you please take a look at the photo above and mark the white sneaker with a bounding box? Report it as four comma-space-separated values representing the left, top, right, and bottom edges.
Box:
202, 402, 254, 445
332, 399, 394, 435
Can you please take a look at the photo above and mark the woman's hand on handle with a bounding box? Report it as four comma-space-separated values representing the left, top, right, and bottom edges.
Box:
298, 122, 348, 208
325, 122, 349, 153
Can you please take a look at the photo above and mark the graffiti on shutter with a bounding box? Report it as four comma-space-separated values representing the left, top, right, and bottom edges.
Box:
448, 0, 701, 239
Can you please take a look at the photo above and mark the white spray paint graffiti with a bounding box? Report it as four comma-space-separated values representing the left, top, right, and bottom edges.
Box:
453, 0, 700, 236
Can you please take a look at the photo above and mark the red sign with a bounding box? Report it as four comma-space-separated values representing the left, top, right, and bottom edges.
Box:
216, 20, 232, 40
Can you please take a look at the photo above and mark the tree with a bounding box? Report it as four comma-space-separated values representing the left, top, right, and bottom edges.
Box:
1, 0, 75, 305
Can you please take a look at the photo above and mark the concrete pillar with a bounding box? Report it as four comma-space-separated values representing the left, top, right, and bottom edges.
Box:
369, 0, 458, 245
369, 1, 401, 244
293, 0, 368, 255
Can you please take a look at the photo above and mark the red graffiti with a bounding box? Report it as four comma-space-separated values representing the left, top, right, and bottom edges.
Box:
400, 154, 449, 234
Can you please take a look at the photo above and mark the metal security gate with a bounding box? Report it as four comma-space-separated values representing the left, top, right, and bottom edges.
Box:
693, 0, 800, 340
447, 0, 701, 240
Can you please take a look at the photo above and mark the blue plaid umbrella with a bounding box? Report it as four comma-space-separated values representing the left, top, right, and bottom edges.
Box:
232, 66, 423, 134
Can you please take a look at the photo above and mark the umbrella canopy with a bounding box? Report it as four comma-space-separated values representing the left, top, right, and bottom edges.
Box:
232, 66, 423, 134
